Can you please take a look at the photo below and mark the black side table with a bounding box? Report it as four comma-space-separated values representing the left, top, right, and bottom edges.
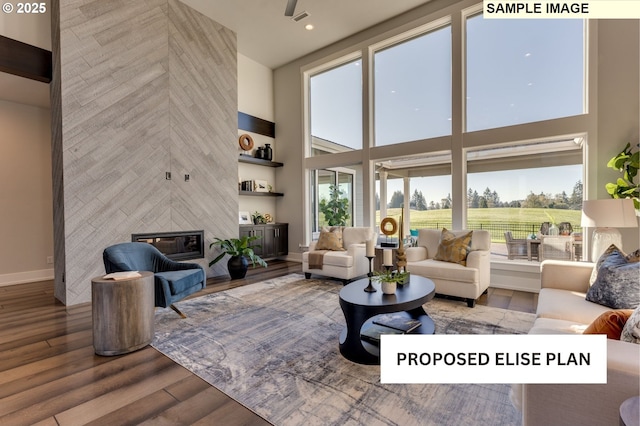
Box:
338, 275, 436, 364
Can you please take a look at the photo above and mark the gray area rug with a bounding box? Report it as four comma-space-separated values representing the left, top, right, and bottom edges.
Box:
153, 274, 535, 426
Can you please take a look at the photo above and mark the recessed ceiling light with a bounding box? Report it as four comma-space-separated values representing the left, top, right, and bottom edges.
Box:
305, 24, 314, 30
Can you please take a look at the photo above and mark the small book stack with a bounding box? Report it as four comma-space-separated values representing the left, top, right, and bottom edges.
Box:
360, 314, 421, 345
240, 180, 255, 191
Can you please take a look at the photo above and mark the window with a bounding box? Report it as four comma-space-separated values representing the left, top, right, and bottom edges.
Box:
302, 5, 589, 262
466, 15, 585, 132
466, 139, 584, 261
375, 154, 452, 233
374, 25, 452, 146
309, 59, 362, 156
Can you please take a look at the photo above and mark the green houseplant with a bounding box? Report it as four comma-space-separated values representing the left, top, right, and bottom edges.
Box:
319, 184, 350, 226
606, 142, 640, 210
373, 270, 409, 294
209, 236, 267, 279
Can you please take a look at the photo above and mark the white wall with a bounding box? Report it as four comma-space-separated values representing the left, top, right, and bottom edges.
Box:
0, 1, 53, 286
0, 0, 51, 49
0, 100, 54, 285
595, 21, 640, 253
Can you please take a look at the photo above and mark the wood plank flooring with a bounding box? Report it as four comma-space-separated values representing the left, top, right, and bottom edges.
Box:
0, 261, 536, 425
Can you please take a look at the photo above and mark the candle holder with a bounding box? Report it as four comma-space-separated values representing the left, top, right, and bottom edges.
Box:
364, 255, 376, 292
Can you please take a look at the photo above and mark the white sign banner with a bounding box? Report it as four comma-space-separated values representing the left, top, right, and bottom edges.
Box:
482, 1, 640, 19
380, 334, 607, 384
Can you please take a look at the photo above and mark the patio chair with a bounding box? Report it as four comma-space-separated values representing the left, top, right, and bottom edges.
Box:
539, 235, 574, 261
504, 231, 528, 260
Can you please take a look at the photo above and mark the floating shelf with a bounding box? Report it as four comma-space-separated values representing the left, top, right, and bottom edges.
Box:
238, 155, 283, 167
239, 190, 284, 197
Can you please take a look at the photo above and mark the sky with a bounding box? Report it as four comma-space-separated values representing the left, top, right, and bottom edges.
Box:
310, 17, 585, 205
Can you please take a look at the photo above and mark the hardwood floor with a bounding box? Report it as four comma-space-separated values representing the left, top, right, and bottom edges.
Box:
0, 261, 536, 425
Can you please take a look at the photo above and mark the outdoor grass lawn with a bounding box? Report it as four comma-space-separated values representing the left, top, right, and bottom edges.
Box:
378, 207, 582, 241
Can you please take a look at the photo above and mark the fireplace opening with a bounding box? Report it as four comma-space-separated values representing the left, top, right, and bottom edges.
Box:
132, 230, 204, 261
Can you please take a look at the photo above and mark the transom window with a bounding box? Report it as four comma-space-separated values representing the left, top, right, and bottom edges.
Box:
466, 15, 585, 132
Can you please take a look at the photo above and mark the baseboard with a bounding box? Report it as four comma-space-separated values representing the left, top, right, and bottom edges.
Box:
0, 269, 54, 287
282, 252, 302, 263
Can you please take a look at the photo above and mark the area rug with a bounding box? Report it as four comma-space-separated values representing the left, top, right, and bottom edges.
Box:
153, 274, 535, 426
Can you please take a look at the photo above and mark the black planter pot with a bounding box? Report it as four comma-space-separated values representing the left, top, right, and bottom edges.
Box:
227, 255, 249, 279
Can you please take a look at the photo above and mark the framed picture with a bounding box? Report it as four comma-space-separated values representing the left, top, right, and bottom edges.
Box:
255, 179, 269, 192
239, 211, 252, 225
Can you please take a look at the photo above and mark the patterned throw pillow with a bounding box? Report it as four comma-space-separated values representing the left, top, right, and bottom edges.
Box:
621, 305, 640, 344
433, 228, 473, 266
586, 246, 640, 309
589, 244, 625, 285
315, 227, 345, 251
583, 309, 634, 340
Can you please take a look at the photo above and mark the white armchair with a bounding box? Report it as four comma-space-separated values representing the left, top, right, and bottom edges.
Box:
303, 227, 374, 284
405, 229, 491, 307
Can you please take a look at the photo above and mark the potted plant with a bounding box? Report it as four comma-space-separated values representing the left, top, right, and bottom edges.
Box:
606, 142, 640, 211
373, 270, 409, 294
209, 236, 267, 279
251, 211, 266, 224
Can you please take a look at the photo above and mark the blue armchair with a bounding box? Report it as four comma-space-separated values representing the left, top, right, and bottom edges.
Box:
103, 242, 206, 318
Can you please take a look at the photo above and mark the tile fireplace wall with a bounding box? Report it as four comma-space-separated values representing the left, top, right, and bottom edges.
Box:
50, 0, 238, 305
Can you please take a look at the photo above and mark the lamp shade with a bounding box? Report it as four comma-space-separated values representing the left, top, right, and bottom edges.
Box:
581, 199, 638, 228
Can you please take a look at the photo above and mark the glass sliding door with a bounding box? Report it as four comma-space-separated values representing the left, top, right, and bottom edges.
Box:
311, 168, 356, 236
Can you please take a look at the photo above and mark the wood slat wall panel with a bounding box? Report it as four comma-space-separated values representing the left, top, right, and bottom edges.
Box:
53, 0, 238, 306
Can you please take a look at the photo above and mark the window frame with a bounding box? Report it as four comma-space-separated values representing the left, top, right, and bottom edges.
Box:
300, 2, 593, 249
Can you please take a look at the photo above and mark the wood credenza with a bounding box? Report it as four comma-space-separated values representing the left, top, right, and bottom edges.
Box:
240, 223, 288, 259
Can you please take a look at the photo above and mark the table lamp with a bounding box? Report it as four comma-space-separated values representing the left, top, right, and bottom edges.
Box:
581, 199, 638, 261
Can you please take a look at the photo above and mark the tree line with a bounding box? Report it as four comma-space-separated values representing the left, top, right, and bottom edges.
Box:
381, 180, 583, 211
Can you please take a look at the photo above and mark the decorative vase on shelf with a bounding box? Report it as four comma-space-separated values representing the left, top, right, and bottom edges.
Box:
549, 224, 559, 236
264, 143, 273, 161
255, 147, 265, 159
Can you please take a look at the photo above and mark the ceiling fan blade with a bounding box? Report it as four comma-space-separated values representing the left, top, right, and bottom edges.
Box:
284, 0, 298, 16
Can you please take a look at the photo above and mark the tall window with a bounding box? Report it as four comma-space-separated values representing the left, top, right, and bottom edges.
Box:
374, 25, 452, 146
309, 59, 362, 156
466, 16, 585, 132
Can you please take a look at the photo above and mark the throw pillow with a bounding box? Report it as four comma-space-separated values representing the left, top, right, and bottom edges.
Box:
586, 246, 640, 309
583, 309, 634, 340
315, 227, 345, 251
621, 305, 640, 344
626, 248, 640, 263
589, 244, 621, 286
433, 228, 473, 266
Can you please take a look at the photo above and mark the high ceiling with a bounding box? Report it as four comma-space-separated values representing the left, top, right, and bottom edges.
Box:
2, 0, 433, 108
180, 0, 433, 69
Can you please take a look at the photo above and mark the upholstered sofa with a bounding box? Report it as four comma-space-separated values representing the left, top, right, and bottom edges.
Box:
511, 260, 640, 425
404, 229, 491, 307
303, 227, 375, 284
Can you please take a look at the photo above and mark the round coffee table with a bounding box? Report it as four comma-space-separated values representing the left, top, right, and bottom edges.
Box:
339, 275, 436, 364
